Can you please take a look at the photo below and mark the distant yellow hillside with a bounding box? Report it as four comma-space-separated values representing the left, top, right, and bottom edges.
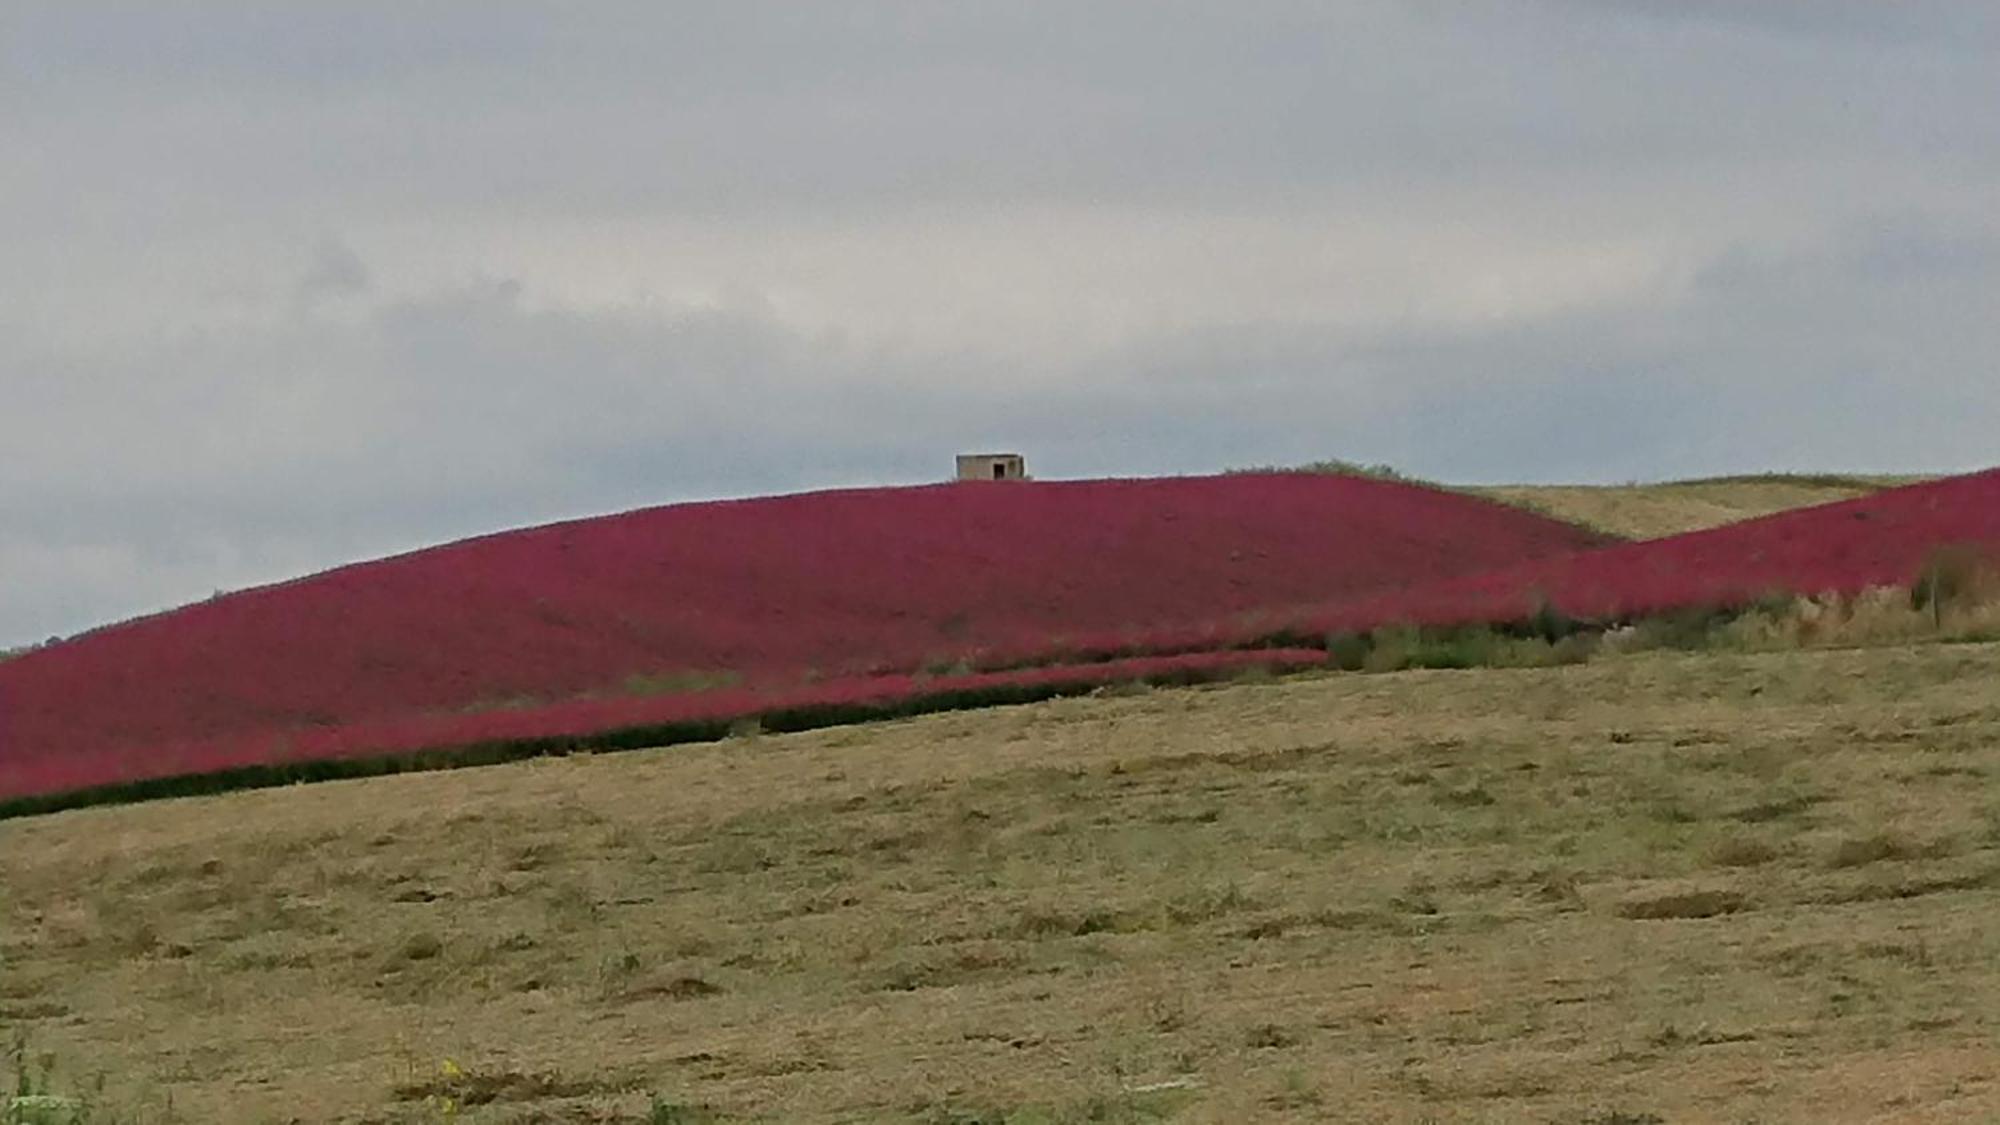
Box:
1469, 474, 1929, 540
1242, 460, 1932, 541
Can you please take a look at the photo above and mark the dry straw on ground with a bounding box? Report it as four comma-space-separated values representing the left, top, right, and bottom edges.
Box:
9, 640, 2000, 1121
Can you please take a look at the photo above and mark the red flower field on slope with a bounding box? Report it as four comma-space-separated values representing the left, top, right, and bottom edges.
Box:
0, 473, 1605, 802
1047, 468, 2000, 662
1297, 466, 2000, 637
1, 649, 1335, 806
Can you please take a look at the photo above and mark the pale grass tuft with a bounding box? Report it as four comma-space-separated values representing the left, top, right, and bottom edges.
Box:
1720, 582, 2000, 653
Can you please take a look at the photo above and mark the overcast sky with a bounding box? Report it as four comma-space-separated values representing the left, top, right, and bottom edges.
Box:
4, 2, 1998, 645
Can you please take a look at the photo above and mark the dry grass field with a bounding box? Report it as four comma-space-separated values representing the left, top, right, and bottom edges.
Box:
8, 639, 2000, 1123
1469, 475, 1924, 540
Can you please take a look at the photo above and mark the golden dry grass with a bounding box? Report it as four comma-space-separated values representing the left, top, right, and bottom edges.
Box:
1711, 586, 2000, 654
10, 642, 2000, 1121
1469, 475, 1924, 540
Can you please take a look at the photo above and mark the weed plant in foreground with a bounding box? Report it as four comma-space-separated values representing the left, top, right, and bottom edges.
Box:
2, 1035, 108, 1125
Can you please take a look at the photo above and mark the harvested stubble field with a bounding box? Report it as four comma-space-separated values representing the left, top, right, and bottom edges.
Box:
8, 641, 2000, 1122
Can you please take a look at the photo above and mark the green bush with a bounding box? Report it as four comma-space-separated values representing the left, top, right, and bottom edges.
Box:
1224, 458, 1415, 482
1323, 631, 1370, 671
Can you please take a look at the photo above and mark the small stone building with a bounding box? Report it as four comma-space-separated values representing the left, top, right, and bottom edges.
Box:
955, 453, 1028, 481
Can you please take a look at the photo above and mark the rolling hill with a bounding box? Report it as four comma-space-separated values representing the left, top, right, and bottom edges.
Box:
1304, 467, 2000, 636
0, 473, 1606, 805
7, 468, 1993, 810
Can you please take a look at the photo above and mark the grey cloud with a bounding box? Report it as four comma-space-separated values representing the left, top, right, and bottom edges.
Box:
1546, 0, 2000, 43
9, 2, 1994, 229
1031, 209, 2000, 484
297, 238, 371, 301
1, 277, 1021, 641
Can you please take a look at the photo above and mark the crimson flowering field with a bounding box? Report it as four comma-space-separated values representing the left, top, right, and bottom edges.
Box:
1048, 469, 2000, 659
0, 474, 1603, 805
0, 648, 1333, 810
10, 470, 1991, 810
1296, 466, 2000, 637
